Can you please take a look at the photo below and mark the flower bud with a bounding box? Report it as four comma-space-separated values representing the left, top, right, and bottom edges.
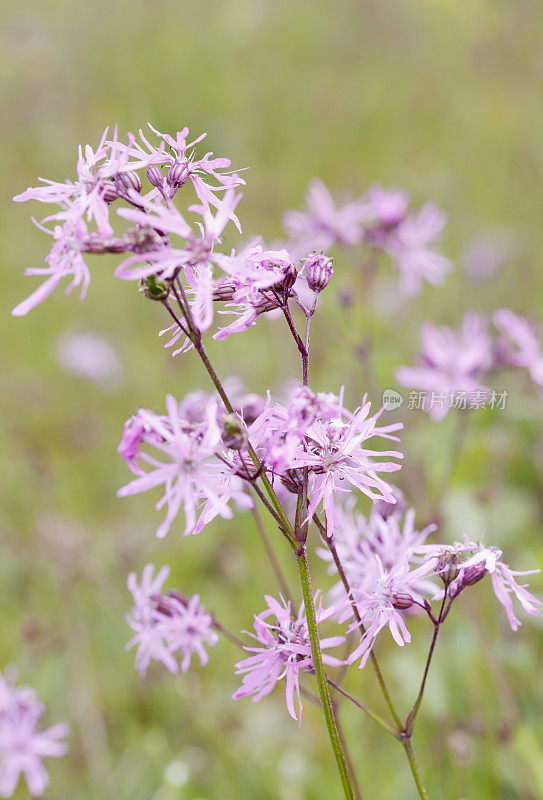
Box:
167, 161, 190, 188
392, 593, 414, 610
101, 180, 120, 204
437, 550, 461, 586
282, 262, 299, 292
146, 164, 164, 187
115, 170, 143, 194
461, 562, 487, 588
281, 468, 305, 494
220, 413, 247, 450
138, 275, 169, 301
305, 252, 334, 293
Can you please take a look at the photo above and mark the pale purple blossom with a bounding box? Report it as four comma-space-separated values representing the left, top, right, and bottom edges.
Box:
283, 179, 365, 257
126, 564, 218, 676
56, 330, 123, 388
345, 556, 439, 668
233, 593, 344, 723
396, 313, 493, 420
249, 388, 403, 532
108, 123, 244, 225
428, 536, 541, 631
493, 308, 543, 387
13, 127, 125, 234
11, 217, 92, 317
361, 184, 410, 246
384, 203, 453, 296
117, 394, 252, 538
212, 239, 296, 340
318, 501, 437, 604
0, 669, 68, 798
292, 400, 403, 534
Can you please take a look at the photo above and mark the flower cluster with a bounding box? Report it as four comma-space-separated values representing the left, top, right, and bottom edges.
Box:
12, 124, 244, 319
283, 179, 452, 296
126, 564, 218, 677
396, 310, 543, 419
0, 669, 68, 798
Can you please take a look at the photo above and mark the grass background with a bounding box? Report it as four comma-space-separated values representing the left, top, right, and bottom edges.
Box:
1, 1, 543, 797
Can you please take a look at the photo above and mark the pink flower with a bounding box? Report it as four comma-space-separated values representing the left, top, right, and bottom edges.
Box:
108, 123, 244, 226
11, 217, 92, 317
396, 312, 493, 420
114, 189, 242, 335
283, 179, 365, 257
385, 202, 453, 296
345, 557, 439, 668
233, 594, 344, 723
56, 330, 123, 388
318, 501, 437, 603
13, 126, 142, 235
248, 388, 402, 532
292, 399, 403, 534
0, 669, 68, 798
117, 394, 252, 538
493, 308, 543, 387
11, 127, 150, 315
212, 239, 296, 340
430, 536, 541, 631
361, 184, 410, 244
126, 564, 218, 676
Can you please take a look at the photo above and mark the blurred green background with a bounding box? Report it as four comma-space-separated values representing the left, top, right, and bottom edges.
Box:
2, 0, 543, 797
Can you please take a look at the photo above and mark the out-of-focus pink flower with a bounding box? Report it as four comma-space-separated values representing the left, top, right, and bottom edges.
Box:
283, 179, 365, 257
361, 184, 410, 243
493, 308, 543, 387
125, 564, 218, 676
0, 669, 68, 798
396, 313, 493, 420
385, 203, 453, 296
233, 593, 344, 723
56, 330, 123, 388
117, 394, 252, 538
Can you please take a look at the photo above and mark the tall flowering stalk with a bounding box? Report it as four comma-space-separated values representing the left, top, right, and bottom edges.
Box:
11, 124, 542, 800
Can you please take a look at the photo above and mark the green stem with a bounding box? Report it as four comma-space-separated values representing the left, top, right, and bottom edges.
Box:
326, 678, 399, 739
190, 332, 297, 547
314, 514, 402, 728
296, 548, 355, 800
402, 740, 428, 800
